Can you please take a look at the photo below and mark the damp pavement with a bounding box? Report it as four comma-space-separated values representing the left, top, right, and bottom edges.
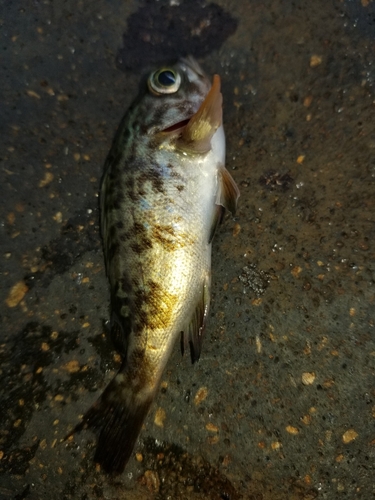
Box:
1, 1, 375, 499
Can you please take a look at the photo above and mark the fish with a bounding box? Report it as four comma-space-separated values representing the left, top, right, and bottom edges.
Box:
69, 56, 239, 473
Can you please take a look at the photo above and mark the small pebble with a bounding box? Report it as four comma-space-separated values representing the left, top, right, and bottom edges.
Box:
301, 415, 312, 425
310, 55, 322, 67
194, 387, 208, 405
63, 360, 80, 373
206, 422, 219, 432
53, 211, 63, 223
39, 172, 54, 188
291, 266, 302, 278
301, 372, 316, 385
286, 425, 299, 435
154, 408, 166, 427
232, 223, 241, 237
142, 470, 160, 493
303, 95, 313, 107
26, 89, 41, 99
342, 429, 358, 444
6, 281, 28, 307
271, 441, 282, 450
297, 155, 305, 164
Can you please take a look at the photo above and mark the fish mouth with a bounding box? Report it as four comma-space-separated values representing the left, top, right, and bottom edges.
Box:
161, 118, 191, 133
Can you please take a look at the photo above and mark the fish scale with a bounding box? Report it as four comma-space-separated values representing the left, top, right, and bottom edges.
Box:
68, 56, 239, 473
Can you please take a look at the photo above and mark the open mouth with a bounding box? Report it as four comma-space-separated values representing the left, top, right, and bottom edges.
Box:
161, 118, 191, 133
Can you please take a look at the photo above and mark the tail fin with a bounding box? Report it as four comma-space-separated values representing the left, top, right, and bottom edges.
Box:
66, 372, 154, 474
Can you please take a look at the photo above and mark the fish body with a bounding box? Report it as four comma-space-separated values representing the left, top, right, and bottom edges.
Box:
73, 57, 239, 473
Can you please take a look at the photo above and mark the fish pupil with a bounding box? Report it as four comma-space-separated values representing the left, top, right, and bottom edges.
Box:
158, 70, 176, 87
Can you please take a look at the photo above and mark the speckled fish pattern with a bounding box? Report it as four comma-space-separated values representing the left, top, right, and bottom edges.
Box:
69, 57, 239, 473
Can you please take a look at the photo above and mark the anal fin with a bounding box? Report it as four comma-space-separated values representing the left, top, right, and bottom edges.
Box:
109, 292, 133, 358
208, 165, 240, 243
209, 204, 225, 244
181, 273, 211, 363
216, 165, 240, 216
110, 310, 131, 359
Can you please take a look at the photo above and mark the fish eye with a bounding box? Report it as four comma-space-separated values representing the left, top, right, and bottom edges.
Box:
148, 68, 181, 95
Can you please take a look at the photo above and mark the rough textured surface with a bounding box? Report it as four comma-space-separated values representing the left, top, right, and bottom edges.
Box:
1, 0, 374, 499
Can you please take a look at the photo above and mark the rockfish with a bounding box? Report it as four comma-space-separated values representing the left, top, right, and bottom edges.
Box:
71, 56, 239, 473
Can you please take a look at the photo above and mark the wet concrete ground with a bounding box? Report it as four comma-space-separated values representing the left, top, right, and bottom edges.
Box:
1, 0, 375, 498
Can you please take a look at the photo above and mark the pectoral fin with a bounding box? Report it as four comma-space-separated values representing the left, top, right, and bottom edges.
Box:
178, 74, 222, 154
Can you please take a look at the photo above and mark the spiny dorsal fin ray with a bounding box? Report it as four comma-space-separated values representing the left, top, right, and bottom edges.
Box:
178, 74, 222, 154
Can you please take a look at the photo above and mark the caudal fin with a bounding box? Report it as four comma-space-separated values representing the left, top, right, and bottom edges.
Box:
66, 373, 154, 474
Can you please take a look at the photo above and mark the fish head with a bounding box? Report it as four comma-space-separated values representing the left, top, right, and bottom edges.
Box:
136, 57, 223, 153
